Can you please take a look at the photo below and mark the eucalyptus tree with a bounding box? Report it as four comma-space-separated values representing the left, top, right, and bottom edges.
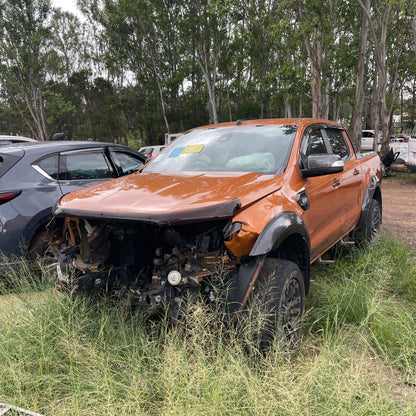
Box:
231, 0, 280, 118
292, 0, 329, 118
180, 0, 232, 124
269, 2, 310, 118
413, 16, 416, 58
47, 11, 92, 82
80, 0, 188, 137
0, 0, 53, 140
358, 0, 415, 155
278, 0, 342, 119
349, 0, 370, 147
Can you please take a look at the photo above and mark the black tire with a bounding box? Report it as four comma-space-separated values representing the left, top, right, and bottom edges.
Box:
354, 198, 381, 243
241, 258, 305, 353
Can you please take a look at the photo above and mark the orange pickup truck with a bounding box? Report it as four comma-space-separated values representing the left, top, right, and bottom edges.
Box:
50, 119, 382, 350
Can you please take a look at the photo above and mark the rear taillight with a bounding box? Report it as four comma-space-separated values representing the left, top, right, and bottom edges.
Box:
0, 190, 21, 205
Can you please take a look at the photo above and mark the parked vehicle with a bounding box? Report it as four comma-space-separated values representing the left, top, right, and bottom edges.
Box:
405, 137, 416, 173
0, 141, 146, 267
164, 133, 182, 145
0, 135, 37, 146
139, 145, 165, 158
49, 119, 382, 351
361, 130, 382, 151
390, 134, 410, 143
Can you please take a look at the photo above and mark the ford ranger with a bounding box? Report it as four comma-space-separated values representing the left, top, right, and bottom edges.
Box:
49, 119, 382, 350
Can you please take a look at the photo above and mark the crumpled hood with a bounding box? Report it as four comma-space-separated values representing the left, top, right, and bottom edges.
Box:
55, 171, 283, 226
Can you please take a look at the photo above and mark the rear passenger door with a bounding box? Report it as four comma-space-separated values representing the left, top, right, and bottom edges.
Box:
324, 128, 362, 234
58, 148, 117, 195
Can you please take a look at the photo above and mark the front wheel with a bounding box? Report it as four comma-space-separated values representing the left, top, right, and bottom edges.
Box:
241, 258, 305, 353
28, 229, 59, 274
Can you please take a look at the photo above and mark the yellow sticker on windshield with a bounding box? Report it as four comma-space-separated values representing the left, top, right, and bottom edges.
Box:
182, 144, 204, 154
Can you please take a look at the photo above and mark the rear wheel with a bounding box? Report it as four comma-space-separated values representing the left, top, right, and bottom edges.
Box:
242, 258, 305, 353
354, 198, 381, 243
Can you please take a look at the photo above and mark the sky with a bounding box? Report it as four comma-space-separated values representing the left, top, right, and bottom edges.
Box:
51, 0, 79, 15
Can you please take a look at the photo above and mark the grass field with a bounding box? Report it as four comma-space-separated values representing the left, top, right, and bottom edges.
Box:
1, 234, 416, 415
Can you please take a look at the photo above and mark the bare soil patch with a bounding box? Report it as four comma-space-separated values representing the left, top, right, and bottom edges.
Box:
381, 176, 416, 251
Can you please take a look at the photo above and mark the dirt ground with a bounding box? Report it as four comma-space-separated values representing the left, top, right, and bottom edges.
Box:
381, 176, 416, 251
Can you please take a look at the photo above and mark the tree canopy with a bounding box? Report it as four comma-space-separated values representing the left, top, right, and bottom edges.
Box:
0, 0, 415, 152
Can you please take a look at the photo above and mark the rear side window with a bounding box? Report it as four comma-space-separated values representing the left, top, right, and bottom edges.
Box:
326, 128, 350, 159
113, 151, 144, 175
0, 154, 22, 178
59, 151, 116, 180
35, 155, 59, 179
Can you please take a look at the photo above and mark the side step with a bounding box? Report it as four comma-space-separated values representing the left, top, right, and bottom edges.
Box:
318, 238, 355, 264
318, 257, 336, 265
339, 237, 355, 246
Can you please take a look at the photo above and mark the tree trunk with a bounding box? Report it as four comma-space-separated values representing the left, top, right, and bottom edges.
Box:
285, 98, 292, 118
298, 4, 323, 119
148, 43, 170, 133
349, 0, 369, 149
196, 45, 218, 125
358, 1, 392, 156
412, 17, 416, 59
376, 7, 391, 156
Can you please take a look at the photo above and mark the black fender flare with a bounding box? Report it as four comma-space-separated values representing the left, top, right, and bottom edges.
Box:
356, 175, 382, 231
249, 211, 310, 257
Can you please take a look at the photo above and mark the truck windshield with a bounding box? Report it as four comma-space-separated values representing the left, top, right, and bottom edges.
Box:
143, 125, 297, 175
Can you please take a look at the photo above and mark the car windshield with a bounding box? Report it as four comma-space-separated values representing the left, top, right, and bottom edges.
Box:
143, 125, 297, 175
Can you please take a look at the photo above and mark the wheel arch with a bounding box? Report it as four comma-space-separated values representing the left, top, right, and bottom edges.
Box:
249, 211, 311, 294
21, 208, 54, 253
357, 175, 382, 231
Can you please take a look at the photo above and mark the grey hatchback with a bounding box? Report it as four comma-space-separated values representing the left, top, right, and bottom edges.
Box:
0, 141, 146, 266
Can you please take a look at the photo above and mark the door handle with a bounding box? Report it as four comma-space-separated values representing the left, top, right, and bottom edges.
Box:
332, 180, 341, 187
353, 169, 360, 176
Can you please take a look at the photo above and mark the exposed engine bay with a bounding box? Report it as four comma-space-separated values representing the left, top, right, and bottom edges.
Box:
49, 217, 240, 314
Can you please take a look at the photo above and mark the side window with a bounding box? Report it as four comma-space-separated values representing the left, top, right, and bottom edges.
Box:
59, 151, 116, 180
300, 127, 328, 168
113, 151, 145, 175
34, 154, 59, 179
326, 128, 350, 159
304, 129, 327, 156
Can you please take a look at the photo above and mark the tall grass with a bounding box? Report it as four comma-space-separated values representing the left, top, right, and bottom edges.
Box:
0, 234, 415, 415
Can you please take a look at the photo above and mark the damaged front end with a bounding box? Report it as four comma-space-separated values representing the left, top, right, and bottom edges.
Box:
48, 214, 260, 315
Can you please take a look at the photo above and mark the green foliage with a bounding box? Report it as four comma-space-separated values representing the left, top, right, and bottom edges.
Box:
0, 0, 416, 142
306, 235, 416, 366
0, 0, 54, 140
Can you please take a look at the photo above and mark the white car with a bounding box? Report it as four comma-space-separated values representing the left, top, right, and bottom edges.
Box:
361, 130, 382, 151
0, 135, 38, 146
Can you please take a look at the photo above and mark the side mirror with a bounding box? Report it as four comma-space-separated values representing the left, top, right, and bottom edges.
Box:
301, 154, 344, 178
